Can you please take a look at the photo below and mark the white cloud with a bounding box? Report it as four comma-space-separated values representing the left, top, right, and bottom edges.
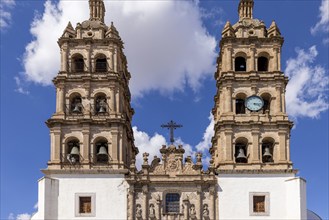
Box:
21, 0, 217, 98
7, 213, 31, 220
0, 0, 15, 29
14, 76, 30, 95
285, 46, 329, 119
311, 0, 329, 35
195, 113, 214, 152
16, 214, 31, 220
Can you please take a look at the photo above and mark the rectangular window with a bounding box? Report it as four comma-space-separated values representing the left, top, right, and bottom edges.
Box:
75, 193, 96, 217
249, 192, 270, 216
253, 196, 265, 212
79, 197, 91, 214
165, 193, 180, 213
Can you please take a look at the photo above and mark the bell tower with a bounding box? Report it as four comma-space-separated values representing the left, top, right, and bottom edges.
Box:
211, 0, 293, 172
45, 0, 137, 173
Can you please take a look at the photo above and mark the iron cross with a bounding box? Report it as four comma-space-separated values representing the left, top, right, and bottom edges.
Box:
161, 120, 183, 144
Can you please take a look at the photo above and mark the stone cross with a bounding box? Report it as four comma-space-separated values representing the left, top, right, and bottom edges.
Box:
161, 120, 183, 144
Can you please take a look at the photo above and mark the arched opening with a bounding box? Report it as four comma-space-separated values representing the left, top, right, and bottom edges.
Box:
235, 57, 246, 71
165, 193, 180, 213
67, 139, 80, 163
95, 139, 109, 163
260, 93, 271, 114
258, 56, 269, 71
262, 138, 274, 163
95, 54, 107, 72
235, 138, 248, 163
95, 93, 107, 114
72, 54, 84, 72
235, 93, 247, 114
70, 94, 83, 114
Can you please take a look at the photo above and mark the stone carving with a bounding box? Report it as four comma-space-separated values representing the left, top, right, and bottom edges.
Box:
136, 204, 142, 219
190, 204, 197, 219
151, 156, 160, 169
149, 204, 156, 218
143, 152, 149, 165
203, 204, 209, 219
167, 158, 179, 172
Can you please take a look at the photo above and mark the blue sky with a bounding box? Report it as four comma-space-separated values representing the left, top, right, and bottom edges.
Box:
1, 0, 328, 219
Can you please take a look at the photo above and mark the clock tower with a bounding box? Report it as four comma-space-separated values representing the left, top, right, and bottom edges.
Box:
211, 0, 307, 219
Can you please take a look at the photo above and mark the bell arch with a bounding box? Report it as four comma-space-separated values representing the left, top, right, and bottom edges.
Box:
95, 53, 107, 72
235, 92, 247, 114
259, 92, 272, 114
94, 92, 108, 114
234, 137, 249, 163
71, 53, 84, 72
260, 137, 276, 163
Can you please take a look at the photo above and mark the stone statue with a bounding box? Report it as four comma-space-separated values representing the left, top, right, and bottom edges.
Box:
136, 204, 142, 218
143, 152, 149, 165
203, 204, 209, 219
149, 204, 156, 217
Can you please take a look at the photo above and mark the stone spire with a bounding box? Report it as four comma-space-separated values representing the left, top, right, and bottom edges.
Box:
89, 0, 105, 23
238, 0, 254, 20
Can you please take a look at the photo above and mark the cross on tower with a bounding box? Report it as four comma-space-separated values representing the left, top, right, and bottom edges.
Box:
161, 120, 183, 144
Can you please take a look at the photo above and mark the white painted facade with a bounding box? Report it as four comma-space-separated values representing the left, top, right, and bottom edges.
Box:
31, 174, 128, 220
218, 174, 307, 220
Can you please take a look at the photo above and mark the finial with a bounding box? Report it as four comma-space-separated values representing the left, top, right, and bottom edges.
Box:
89, 0, 105, 23
238, 0, 254, 20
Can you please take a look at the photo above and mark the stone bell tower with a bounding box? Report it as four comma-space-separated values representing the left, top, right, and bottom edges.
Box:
32, 1, 137, 219
46, 0, 137, 172
211, 0, 292, 171
212, 0, 307, 219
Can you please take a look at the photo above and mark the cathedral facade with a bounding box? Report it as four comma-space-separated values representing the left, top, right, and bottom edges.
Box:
31, 0, 307, 219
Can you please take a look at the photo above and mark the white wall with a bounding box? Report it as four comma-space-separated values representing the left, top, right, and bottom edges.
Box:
217, 173, 306, 220
32, 174, 128, 220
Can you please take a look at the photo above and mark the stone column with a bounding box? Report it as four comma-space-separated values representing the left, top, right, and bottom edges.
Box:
157, 199, 162, 220
56, 85, 65, 113
251, 129, 260, 162
114, 48, 118, 73
225, 131, 233, 162
197, 189, 203, 220
116, 88, 120, 113
127, 186, 135, 220
183, 199, 189, 220
226, 86, 232, 113
209, 187, 216, 220
61, 45, 68, 72
51, 129, 61, 162
142, 185, 149, 220
111, 130, 119, 163
110, 87, 115, 113
278, 48, 281, 71
275, 86, 282, 113
250, 45, 256, 71
226, 46, 232, 71
82, 127, 90, 163
278, 131, 287, 161
281, 89, 286, 113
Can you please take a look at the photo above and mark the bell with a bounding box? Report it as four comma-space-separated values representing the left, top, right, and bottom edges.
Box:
97, 146, 108, 162
68, 146, 80, 163
70, 146, 80, 155
98, 106, 106, 113
72, 105, 81, 113
236, 147, 247, 163
263, 146, 273, 162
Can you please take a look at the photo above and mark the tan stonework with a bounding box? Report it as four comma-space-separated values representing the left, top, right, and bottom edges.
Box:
211, 0, 293, 172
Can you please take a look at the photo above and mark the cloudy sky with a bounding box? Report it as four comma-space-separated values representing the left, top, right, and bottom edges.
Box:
1, 0, 328, 219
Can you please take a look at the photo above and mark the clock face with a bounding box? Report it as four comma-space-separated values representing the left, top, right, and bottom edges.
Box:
245, 96, 264, 111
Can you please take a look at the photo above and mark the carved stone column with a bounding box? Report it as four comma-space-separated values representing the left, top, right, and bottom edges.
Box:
157, 198, 162, 220
127, 186, 135, 220
197, 189, 203, 220
142, 185, 149, 220
82, 126, 90, 163
111, 130, 119, 164
183, 199, 189, 220
56, 84, 65, 113
275, 86, 282, 113
61, 44, 68, 72
251, 129, 260, 162
209, 187, 216, 220
278, 131, 287, 162
51, 129, 61, 162
114, 48, 118, 73
250, 45, 256, 71
225, 130, 233, 162
110, 87, 115, 113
